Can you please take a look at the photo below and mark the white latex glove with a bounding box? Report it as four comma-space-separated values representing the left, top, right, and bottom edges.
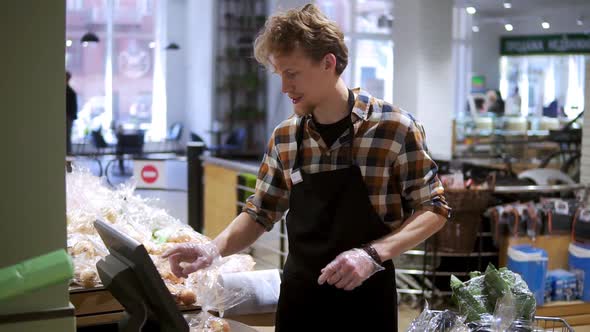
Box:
163, 242, 220, 278
317, 248, 384, 291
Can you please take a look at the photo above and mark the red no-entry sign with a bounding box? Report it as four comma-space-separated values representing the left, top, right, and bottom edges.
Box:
141, 165, 159, 184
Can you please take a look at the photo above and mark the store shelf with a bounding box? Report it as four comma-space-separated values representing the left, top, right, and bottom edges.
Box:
404, 250, 498, 257
494, 183, 586, 194
396, 269, 469, 277
69, 285, 106, 294
214, 0, 268, 153
69, 287, 200, 328
397, 289, 453, 296
237, 184, 256, 192
536, 301, 590, 327
538, 301, 590, 312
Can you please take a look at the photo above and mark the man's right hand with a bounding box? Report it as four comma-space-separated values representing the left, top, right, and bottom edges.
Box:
162, 242, 221, 278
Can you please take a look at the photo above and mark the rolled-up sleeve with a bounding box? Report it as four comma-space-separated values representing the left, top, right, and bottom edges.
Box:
242, 131, 290, 231
393, 120, 451, 220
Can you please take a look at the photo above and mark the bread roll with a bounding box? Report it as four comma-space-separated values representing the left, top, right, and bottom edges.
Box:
179, 289, 196, 306
80, 269, 98, 288
209, 318, 231, 332
70, 240, 95, 256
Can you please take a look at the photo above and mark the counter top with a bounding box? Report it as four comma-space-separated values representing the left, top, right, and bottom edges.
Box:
201, 156, 260, 174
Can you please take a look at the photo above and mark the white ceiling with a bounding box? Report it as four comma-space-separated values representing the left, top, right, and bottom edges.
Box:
455, 0, 589, 24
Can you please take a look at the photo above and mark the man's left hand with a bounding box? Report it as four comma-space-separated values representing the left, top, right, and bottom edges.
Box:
317, 248, 384, 291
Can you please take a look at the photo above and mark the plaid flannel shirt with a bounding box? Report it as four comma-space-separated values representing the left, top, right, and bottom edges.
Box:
243, 88, 451, 231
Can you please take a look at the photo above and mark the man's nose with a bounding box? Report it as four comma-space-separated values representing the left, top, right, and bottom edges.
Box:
281, 79, 292, 94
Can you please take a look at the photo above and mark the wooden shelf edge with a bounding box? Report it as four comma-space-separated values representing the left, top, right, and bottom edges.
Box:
537, 301, 590, 317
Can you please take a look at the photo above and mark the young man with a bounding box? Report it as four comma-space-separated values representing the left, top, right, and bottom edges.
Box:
165, 4, 450, 331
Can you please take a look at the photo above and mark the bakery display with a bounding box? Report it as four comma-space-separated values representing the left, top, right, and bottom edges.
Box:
66, 167, 255, 306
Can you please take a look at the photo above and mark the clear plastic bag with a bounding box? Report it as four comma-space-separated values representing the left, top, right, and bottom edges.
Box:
491, 292, 517, 331
218, 269, 281, 317
176, 255, 256, 331
406, 302, 469, 332
451, 264, 536, 331
451, 274, 492, 324
67, 232, 108, 288
186, 255, 255, 315
408, 296, 536, 332
65, 166, 255, 300
185, 311, 231, 332
466, 292, 535, 332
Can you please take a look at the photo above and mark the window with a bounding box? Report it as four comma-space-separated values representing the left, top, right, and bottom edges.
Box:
112, 0, 156, 130
316, 0, 394, 101
66, 0, 108, 140
66, 0, 164, 142
500, 55, 586, 119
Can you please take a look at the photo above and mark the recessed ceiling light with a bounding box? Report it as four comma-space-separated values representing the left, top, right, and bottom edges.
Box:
503, 1, 512, 9
466, 6, 477, 15
66, 39, 73, 47
149, 41, 156, 49
542, 21, 550, 29
505, 23, 514, 31
472, 25, 480, 32
577, 17, 584, 26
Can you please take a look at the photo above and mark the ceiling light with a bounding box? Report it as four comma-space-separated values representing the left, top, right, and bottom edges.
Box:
472, 25, 480, 32
148, 41, 156, 49
466, 6, 477, 15
577, 17, 584, 26
503, 1, 512, 9
165, 42, 180, 50
82, 41, 89, 47
80, 32, 99, 44
66, 39, 73, 47
505, 23, 513, 31
542, 21, 550, 29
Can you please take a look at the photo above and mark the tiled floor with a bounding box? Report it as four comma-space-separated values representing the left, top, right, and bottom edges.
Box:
399, 304, 421, 330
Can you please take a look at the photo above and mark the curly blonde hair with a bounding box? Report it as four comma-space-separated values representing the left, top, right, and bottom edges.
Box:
253, 3, 348, 75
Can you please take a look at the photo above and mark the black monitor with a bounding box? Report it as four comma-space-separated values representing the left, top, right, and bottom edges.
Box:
94, 219, 189, 332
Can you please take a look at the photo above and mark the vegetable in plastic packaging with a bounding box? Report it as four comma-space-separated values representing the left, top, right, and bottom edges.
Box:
406, 302, 469, 332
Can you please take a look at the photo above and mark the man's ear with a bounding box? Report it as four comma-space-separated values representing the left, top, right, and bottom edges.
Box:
323, 53, 337, 73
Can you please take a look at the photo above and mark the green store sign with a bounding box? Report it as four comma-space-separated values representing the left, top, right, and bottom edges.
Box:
501, 34, 590, 55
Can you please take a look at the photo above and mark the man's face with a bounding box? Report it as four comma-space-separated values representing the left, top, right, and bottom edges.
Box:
270, 48, 336, 116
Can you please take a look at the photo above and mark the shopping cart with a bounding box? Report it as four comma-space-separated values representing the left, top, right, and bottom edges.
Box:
425, 311, 574, 331
532, 316, 574, 332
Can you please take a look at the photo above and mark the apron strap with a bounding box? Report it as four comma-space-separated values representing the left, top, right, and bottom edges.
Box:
346, 114, 355, 167
293, 116, 307, 170
345, 89, 356, 167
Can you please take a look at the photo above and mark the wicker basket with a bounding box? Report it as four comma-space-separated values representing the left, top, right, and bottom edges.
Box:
435, 187, 494, 253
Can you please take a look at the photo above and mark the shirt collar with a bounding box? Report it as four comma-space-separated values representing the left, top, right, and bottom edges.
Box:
302, 87, 374, 125
351, 87, 373, 121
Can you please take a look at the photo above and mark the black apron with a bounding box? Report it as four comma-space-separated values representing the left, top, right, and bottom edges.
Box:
275, 94, 398, 332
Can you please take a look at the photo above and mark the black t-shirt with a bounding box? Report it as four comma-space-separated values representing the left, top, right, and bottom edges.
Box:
312, 89, 355, 148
